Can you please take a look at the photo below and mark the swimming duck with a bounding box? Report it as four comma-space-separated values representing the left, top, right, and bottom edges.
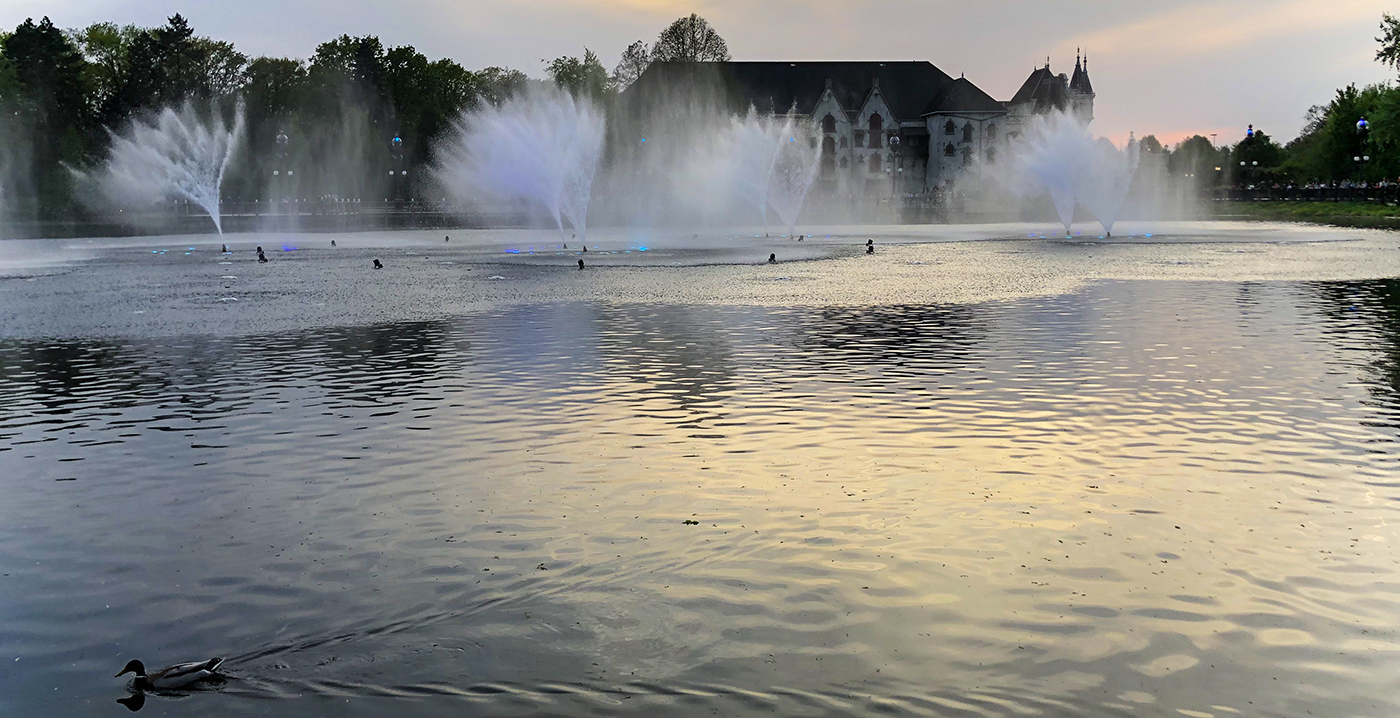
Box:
115, 658, 224, 690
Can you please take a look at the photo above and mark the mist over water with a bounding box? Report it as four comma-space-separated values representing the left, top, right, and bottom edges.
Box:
434, 89, 605, 240
90, 102, 245, 235
1014, 111, 1141, 235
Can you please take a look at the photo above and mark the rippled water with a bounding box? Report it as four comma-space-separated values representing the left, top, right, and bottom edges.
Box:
4, 273, 1400, 716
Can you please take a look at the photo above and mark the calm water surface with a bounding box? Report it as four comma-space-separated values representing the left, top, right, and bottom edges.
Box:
3, 279, 1400, 717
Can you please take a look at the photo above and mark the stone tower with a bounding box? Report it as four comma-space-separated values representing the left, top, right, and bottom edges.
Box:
1069, 51, 1095, 126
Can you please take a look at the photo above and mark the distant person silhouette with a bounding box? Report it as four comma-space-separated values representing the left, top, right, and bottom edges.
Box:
331, 239, 336, 247
578, 259, 585, 270
768, 253, 776, 264
582, 246, 587, 253
221, 244, 227, 253
373, 259, 383, 269
256, 246, 267, 263
445, 235, 450, 242
866, 239, 874, 254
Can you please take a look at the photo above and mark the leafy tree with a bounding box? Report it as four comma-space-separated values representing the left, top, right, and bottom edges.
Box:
1138, 135, 1163, 154
1169, 135, 1227, 185
546, 48, 612, 101
472, 66, 528, 106
651, 14, 730, 63
3, 17, 92, 216
1378, 13, 1400, 72
612, 40, 650, 90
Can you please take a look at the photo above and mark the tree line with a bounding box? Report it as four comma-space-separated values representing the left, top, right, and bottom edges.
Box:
1128, 14, 1400, 191
0, 12, 728, 220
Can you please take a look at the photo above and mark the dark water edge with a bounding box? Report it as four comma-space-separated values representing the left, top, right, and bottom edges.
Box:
3, 279, 1400, 717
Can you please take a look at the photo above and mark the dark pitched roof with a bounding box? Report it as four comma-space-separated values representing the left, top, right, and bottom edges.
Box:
924, 77, 1006, 115
1070, 58, 1093, 95
625, 61, 1003, 121
1009, 66, 1068, 112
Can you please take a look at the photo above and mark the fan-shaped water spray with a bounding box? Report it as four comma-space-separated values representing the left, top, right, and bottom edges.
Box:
95, 102, 244, 234
1016, 111, 1139, 236
434, 89, 605, 241
712, 109, 820, 235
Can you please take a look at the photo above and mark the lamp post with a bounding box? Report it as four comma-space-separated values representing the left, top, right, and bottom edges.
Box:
888, 133, 902, 197
272, 130, 291, 211
389, 134, 408, 204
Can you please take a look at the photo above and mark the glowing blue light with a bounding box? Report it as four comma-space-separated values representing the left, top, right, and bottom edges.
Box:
1145, 233, 1153, 238
151, 250, 158, 254
639, 247, 647, 251
505, 249, 520, 254
640, 138, 646, 142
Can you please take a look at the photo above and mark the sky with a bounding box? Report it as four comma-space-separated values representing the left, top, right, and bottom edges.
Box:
4, 0, 1397, 146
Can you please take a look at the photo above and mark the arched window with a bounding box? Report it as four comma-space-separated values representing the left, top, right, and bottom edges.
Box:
944, 143, 956, 157
944, 120, 955, 135
868, 114, 883, 148
961, 146, 972, 167
839, 137, 849, 149
821, 156, 836, 174
986, 147, 997, 164
839, 157, 849, 168
822, 114, 836, 134
869, 153, 882, 173
987, 124, 998, 143
821, 137, 836, 156
962, 123, 973, 143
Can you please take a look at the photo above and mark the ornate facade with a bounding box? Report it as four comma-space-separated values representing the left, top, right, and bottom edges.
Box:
623, 57, 1096, 198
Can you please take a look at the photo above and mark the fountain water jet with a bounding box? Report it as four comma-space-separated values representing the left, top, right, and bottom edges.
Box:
434, 89, 604, 241
95, 102, 244, 234
713, 109, 820, 236
1016, 111, 1139, 236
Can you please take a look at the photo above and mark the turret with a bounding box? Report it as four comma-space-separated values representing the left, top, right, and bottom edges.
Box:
1069, 50, 1095, 126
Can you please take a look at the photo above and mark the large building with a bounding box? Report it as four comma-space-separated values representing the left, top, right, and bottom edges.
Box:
622, 56, 1095, 199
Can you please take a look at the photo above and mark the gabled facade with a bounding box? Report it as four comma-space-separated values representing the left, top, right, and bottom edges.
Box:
620, 57, 1095, 199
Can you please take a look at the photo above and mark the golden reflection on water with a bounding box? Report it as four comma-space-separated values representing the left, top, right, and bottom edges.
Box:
1, 279, 1400, 716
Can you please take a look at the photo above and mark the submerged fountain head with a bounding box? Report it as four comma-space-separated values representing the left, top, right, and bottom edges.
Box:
434, 89, 604, 240
1015, 111, 1139, 236
93, 102, 245, 234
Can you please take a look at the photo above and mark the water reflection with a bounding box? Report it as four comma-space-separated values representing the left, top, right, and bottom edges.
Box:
2, 282, 1400, 717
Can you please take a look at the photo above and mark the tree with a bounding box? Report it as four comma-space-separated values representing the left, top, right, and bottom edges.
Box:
472, 66, 528, 106
546, 48, 612, 101
1138, 135, 1164, 154
1169, 135, 1226, 185
1378, 13, 1400, 72
612, 40, 650, 90
651, 14, 730, 63
3, 17, 93, 216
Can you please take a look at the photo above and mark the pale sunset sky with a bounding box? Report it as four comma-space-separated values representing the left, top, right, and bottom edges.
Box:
4, 0, 1395, 146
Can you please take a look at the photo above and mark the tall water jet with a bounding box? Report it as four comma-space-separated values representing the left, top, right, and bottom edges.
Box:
1014, 111, 1140, 236
764, 114, 822, 237
712, 109, 820, 236
434, 89, 604, 240
95, 102, 244, 234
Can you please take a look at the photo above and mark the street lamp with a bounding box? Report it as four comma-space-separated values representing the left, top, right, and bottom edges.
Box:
1358, 117, 1370, 134
888, 133, 901, 196
1246, 124, 1255, 139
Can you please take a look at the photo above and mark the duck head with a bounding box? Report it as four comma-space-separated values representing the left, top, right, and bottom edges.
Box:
116, 659, 146, 678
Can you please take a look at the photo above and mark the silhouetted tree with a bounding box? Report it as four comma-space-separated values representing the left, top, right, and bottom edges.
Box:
612, 40, 650, 90
546, 48, 612, 102
651, 14, 730, 63
3, 17, 93, 216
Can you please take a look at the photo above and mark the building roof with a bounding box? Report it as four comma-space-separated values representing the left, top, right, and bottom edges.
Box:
625, 61, 1005, 122
924, 77, 1006, 115
1070, 57, 1094, 95
1009, 66, 1069, 112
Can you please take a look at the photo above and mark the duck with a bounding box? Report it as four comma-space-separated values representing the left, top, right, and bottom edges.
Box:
115, 657, 224, 690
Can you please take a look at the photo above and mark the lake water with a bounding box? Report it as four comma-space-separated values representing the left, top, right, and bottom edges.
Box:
2, 223, 1400, 717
